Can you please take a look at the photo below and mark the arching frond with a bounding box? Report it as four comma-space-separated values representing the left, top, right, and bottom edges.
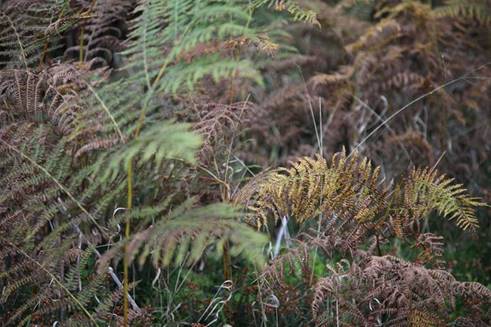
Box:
98, 198, 267, 270
237, 151, 485, 233
435, 0, 491, 25
250, 0, 319, 25
399, 167, 485, 231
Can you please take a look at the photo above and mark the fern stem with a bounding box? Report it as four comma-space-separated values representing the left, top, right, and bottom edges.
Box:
223, 241, 232, 281
39, 38, 50, 65
79, 26, 84, 63
376, 235, 382, 256
123, 159, 133, 327
85, 83, 125, 142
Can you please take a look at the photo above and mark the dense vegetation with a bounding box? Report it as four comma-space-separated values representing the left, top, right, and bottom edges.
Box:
0, 0, 490, 325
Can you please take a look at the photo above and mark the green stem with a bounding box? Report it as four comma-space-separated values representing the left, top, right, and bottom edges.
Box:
123, 160, 133, 327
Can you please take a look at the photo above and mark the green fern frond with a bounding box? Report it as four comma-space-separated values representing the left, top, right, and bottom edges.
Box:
98, 198, 268, 270
123, 0, 270, 95
92, 121, 202, 183
72, 0, 294, 165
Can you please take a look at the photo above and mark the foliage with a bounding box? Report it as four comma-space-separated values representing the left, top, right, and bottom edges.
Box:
1, 0, 490, 326
234, 152, 488, 325
313, 252, 491, 325
237, 151, 484, 232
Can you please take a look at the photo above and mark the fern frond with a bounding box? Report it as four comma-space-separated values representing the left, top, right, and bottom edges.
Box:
122, 0, 269, 95
98, 198, 268, 270
237, 151, 485, 235
250, 0, 319, 25
346, 18, 401, 53
436, 0, 491, 25
408, 309, 445, 327
402, 168, 486, 230
71, 0, 291, 165
92, 121, 202, 182
0, 1, 74, 68
312, 251, 491, 324
237, 151, 386, 230
64, 0, 134, 66
1, 241, 98, 326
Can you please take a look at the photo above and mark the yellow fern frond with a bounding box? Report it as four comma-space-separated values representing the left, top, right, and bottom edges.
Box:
236, 151, 386, 229
236, 151, 486, 234
409, 309, 445, 327
251, 0, 320, 26
436, 0, 491, 25
403, 168, 486, 230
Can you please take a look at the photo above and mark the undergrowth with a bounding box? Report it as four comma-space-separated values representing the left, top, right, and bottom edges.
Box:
1, 0, 490, 326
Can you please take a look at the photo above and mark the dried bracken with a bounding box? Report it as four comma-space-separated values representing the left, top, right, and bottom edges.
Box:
312, 251, 491, 326
1, 0, 490, 326
236, 151, 484, 233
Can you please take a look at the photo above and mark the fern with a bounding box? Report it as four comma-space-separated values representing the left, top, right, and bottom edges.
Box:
123, 0, 268, 95
408, 309, 446, 327
400, 167, 485, 231
237, 151, 484, 233
0, 126, 124, 323
98, 198, 267, 270
312, 251, 490, 325
4, 0, 489, 326
2, 1, 300, 323
250, 0, 319, 25
91, 121, 202, 183
0, 0, 74, 68
241, 151, 488, 325
436, 0, 491, 25
64, 0, 134, 66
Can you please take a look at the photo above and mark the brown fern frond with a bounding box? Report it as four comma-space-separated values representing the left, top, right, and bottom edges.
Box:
192, 101, 255, 157
414, 233, 445, 266
0, 64, 99, 139
74, 136, 120, 158
312, 251, 490, 325
308, 65, 354, 90
64, 0, 135, 67
346, 19, 402, 53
